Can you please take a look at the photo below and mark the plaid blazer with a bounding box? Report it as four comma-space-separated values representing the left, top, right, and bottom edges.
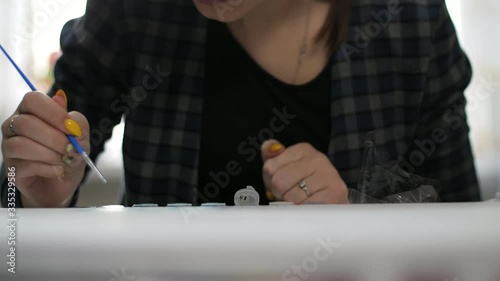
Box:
1, 0, 481, 207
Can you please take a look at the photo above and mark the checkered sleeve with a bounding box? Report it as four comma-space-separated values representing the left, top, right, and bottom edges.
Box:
409, 1, 481, 202
0, 1, 126, 207
47, 0, 127, 205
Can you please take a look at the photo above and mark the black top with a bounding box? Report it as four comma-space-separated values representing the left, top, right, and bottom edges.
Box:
197, 20, 331, 205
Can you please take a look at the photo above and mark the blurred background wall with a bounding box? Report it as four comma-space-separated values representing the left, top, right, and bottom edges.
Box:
0, 0, 498, 205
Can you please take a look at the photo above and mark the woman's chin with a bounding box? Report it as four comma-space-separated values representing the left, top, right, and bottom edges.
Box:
192, 0, 249, 23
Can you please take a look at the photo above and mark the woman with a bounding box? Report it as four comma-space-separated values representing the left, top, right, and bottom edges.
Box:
1, 0, 480, 207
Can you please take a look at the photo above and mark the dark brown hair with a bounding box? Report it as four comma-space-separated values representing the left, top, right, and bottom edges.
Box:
317, 0, 352, 55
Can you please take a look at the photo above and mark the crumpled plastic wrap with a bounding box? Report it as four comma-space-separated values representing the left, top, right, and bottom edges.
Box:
349, 132, 441, 204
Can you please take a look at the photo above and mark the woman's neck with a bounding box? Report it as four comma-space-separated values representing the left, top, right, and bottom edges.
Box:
226, 0, 332, 85
228, 0, 313, 42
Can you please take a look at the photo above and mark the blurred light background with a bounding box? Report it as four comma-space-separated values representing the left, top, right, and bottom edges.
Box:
0, 1, 498, 204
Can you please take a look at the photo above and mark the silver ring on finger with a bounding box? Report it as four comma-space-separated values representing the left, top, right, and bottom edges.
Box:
298, 179, 310, 197
7, 115, 20, 137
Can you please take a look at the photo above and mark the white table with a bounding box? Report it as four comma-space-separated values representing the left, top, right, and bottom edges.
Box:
1, 203, 499, 281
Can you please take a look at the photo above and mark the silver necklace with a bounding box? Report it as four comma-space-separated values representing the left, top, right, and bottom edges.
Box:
292, 1, 312, 84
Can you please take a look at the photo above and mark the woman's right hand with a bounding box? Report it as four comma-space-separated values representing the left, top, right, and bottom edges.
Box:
1, 91, 90, 207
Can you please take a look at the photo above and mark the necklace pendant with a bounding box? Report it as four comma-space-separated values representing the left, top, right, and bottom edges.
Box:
299, 44, 308, 63
300, 44, 308, 56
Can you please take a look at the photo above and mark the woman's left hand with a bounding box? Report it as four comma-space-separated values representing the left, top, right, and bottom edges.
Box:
261, 140, 349, 205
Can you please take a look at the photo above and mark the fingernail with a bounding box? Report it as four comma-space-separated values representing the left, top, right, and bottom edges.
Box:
66, 143, 75, 154
62, 155, 74, 165
55, 89, 67, 107
266, 191, 275, 201
269, 143, 284, 153
64, 119, 82, 137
